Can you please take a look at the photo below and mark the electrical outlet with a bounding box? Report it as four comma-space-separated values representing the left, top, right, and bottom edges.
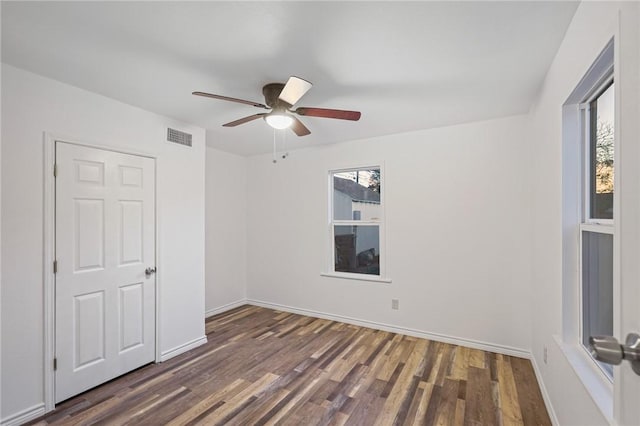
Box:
543, 346, 548, 364
391, 299, 399, 310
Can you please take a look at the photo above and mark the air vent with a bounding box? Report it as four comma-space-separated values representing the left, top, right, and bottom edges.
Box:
167, 128, 192, 147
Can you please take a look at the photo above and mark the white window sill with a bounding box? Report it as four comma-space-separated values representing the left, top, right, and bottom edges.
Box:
320, 272, 392, 284
553, 335, 613, 423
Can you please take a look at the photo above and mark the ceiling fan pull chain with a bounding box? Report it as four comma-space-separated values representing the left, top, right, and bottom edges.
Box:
272, 128, 277, 164
281, 130, 288, 160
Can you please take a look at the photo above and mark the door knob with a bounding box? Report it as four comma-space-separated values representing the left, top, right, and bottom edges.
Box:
145, 267, 157, 277
589, 336, 623, 365
589, 333, 640, 375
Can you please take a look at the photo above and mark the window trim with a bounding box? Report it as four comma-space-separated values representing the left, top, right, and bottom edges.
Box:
319, 272, 392, 284
326, 163, 388, 281
577, 72, 616, 383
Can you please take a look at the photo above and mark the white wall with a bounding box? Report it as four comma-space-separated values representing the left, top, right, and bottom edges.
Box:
0, 64, 206, 422
205, 146, 247, 315
246, 115, 532, 354
528, 2, 639, 425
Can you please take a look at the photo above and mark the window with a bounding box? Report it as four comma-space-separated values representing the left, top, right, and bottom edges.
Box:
561, 40, 614, 415
329, 167, 383, 277
580, 78, 615, 378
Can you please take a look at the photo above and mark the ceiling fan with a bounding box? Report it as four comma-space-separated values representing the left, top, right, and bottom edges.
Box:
193, 76, 361, 136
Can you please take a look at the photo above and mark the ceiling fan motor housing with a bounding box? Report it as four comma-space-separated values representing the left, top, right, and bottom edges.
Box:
262, 83, 288, 109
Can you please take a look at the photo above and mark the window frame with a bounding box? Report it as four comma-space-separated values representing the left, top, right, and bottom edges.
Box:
578, 73, 615, 382
326, 164, 388, 282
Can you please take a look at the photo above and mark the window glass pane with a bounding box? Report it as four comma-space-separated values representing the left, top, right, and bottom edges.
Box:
334, 225, 379, 275
333, 169, 381, 221
581, 230, 613, 377
590, 82, 614, 220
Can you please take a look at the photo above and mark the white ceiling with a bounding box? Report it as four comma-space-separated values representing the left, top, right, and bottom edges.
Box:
2, 1, 578, 156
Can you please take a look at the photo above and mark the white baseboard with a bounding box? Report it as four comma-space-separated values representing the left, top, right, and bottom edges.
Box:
529, 355, 560, 426
1, 403, 45, 426
246, 299, 530, 359
205, 299, 247, 318
159, 335, 207, 362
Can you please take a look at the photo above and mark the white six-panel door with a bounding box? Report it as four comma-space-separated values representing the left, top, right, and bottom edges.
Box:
55, 142, 156, 403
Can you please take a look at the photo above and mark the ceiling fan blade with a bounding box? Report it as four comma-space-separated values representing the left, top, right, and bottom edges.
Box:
290, 116, 311, 136
278, 76, 312, 106
222, 113, 267, 127
193, 91, 268, 109
294, 107, 361, 121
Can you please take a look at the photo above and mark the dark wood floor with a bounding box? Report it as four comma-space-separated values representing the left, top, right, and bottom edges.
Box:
29, 305, 550, 425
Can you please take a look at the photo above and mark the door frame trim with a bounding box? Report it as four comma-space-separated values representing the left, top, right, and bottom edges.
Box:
43, 132, 160, 412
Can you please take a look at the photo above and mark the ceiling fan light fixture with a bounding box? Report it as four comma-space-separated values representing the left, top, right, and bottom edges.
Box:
264, 112, 293, 130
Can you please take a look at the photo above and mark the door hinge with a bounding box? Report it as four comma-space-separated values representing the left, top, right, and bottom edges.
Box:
53, 357, 57, 371
53, 260, 58, 274
53, 163, 58, 178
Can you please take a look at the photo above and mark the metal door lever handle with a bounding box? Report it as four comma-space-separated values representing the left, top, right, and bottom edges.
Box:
145, 267, 157, 277
589, 333, 640, 375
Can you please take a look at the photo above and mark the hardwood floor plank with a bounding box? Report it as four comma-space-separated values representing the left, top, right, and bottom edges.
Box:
121, 386, 191, 426
450, 346, 470, 380
411, 382, 434, 426
165, 378, 249, 425
377, 339, 428, 425
343, 391, 384, 425
510, 357, 552, 426
29, 306, 549, 426
453, 399, 465, 426
393, 375, 421, 425
225, 388, 290, 426
468, 348, 486, 369
433, 378, 459, 426
422, 383, 442, 426
199, 372, 281, 424
402, 383, 424, 426
262, 372, 327, 425
497, 356, 525, 426
464, 366, 497, 425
